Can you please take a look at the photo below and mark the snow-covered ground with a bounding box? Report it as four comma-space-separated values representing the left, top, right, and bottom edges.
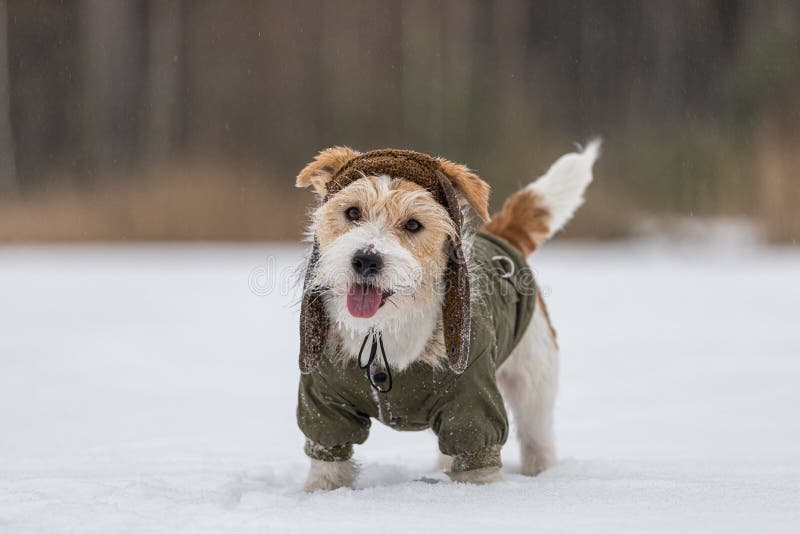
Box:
1, 241, 798, 533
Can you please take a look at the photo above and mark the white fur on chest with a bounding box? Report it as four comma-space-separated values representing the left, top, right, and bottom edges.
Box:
335, 295, 444, 370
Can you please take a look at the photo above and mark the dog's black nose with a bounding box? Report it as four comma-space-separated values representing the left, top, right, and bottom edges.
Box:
351, 250, 383, 278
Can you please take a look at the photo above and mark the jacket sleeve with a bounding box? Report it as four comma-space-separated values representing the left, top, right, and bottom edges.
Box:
429, 352, 509, 472
297, 372, 371, 461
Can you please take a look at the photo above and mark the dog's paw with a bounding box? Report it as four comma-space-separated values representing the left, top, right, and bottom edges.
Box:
303, 459, 357, 492
520, 444, 556, 476
434, 453, 451, 472
447, 466, 503, 484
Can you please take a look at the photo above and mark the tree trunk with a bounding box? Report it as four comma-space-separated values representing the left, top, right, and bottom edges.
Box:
401, 0, 443, 151
0, 0, 16, 195
81, 0, 144, 179
143, 0, 182, 165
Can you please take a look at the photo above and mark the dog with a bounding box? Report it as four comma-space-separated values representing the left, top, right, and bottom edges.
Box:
294, 143, 599, 491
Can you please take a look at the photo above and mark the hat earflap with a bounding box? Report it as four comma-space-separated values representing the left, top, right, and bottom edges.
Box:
436, 170, 471, 373
299, 241, 329, 374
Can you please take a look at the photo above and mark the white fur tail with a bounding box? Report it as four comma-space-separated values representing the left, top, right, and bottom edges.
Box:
485, 140, 601, 256
530, 140, 600, 238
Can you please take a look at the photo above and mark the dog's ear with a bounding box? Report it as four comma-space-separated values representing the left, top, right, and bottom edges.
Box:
436, 158, 491, 221
296, 146, 361, 196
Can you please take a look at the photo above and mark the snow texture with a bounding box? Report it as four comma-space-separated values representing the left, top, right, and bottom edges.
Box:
1, 241, 799, 533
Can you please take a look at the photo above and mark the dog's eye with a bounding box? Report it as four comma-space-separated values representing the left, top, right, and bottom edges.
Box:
345, 207, 361, 222
404, 219, 423, 233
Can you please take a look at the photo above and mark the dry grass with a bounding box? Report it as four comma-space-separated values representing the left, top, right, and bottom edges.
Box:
0, 161, 310, 242
756, 125, 800, 244
0, 159, 637, 243
1, 144, 797, 244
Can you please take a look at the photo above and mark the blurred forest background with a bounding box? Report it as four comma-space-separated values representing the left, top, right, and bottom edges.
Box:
0, 0, 798, 242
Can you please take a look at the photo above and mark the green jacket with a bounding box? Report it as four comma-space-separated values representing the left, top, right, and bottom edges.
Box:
297, 232, 536, 472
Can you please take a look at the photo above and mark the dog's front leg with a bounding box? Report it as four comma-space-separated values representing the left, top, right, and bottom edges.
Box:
303, 458, 358, 492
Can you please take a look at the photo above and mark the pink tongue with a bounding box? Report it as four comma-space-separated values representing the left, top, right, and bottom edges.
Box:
347, 284, 382, 318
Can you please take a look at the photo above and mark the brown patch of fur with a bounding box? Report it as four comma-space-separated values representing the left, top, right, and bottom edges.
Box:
436, 158, 491, 221
484, 188, 550, 257
296, 146, 361, 196
536, 291, 558, 347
